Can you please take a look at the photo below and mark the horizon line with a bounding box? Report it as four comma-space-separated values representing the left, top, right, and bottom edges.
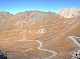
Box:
0, 9, 60, 15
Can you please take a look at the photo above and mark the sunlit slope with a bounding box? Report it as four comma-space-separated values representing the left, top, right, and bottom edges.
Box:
0, 11, 80, 59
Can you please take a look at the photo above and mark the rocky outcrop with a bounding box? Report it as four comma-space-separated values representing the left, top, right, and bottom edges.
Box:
59, 8, 80, 18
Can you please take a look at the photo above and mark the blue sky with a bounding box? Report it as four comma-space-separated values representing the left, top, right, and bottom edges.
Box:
0, 0, 80, 14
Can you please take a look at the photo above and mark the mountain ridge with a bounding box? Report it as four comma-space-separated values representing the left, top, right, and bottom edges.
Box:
0, 10, 80, 59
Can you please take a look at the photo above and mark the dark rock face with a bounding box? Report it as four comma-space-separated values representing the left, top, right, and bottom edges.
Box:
0, 11, 80, 59
0, 50, 7, 59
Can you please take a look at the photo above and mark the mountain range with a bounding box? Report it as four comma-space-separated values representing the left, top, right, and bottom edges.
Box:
0, 8, 80, 59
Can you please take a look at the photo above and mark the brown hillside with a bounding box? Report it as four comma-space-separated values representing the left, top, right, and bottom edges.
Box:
0, 11, 80, 59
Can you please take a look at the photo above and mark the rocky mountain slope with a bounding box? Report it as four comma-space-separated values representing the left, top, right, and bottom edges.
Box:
59, 8, 80, 18
0, 11, 80, 59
